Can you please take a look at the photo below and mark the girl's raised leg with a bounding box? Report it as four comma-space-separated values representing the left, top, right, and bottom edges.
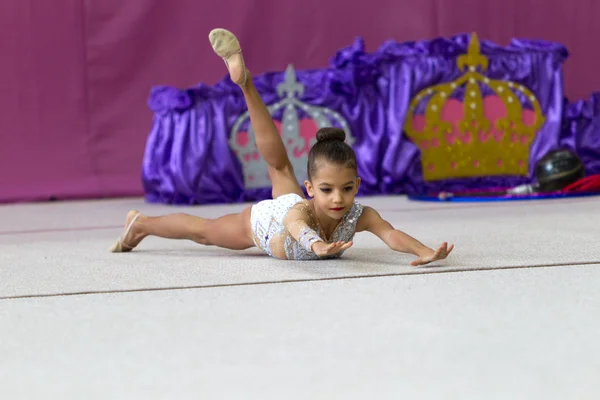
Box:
209, 28, 304, 199
109, 208, 255, 252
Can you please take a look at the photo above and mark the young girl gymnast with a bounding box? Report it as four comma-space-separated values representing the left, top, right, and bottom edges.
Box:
110, 28, 454, 266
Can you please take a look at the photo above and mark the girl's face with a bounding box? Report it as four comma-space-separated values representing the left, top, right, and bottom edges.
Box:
304, 160, 360, 221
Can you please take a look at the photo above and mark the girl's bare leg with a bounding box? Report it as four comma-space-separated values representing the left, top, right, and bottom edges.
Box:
110, 208, 255, 252
209, 28, 304, 199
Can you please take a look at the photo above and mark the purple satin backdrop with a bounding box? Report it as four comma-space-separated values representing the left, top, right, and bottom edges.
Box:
564, 93, 600, 175
144, 44, 387, 204
143, 34, 599, 204
354, 34, 570, 195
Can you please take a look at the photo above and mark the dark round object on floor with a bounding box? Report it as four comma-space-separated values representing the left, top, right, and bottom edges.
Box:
534, 149, 585, 192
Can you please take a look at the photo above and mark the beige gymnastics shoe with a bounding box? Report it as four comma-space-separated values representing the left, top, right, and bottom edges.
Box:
208, 28, 248, 86
109, 210, 142, 253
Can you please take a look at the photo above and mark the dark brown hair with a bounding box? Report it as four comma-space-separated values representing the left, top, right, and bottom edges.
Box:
307, 127, 357, 180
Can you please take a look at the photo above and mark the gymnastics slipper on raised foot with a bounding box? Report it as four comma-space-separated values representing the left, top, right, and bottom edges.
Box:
208, 28, 247, 86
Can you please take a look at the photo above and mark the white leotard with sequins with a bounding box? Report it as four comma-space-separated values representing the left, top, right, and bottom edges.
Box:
250, 193, 363, 260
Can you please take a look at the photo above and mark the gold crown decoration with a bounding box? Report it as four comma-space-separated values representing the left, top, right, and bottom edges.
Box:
404, 33, 546, 181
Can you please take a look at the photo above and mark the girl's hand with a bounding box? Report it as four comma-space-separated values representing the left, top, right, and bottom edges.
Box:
312, 241, 353, 257
411, 242, 454, 266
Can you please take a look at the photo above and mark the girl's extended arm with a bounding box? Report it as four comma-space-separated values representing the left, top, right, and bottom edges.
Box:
356, 206, 453, 266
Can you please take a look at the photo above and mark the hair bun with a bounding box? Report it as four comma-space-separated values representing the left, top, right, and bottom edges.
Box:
316, 127, 346, 143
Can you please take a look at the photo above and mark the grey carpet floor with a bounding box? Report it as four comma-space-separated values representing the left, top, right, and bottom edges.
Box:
1, 195, 598, 298
1, 194, 599, 399
2, 266, 599, 399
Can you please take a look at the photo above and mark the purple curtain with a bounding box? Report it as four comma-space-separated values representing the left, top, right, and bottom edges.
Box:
563, 93, 600, 175
351, 34, 570, 195
142, 34, 599, 204
144, 39, 387, 204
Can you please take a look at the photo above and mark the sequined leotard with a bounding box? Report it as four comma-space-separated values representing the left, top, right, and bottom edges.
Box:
250, 193, 363, 260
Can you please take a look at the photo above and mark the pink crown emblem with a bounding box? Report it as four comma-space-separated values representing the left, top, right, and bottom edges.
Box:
229, 64, 354, 189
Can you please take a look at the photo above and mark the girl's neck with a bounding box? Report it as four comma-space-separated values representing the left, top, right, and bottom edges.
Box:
309, 199, 342, 240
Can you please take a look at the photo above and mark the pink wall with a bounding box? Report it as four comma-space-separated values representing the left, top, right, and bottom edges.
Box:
1, 0, 599, 203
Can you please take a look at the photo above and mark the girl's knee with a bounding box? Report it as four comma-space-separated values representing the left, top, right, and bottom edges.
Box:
191, 219, 213, 245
